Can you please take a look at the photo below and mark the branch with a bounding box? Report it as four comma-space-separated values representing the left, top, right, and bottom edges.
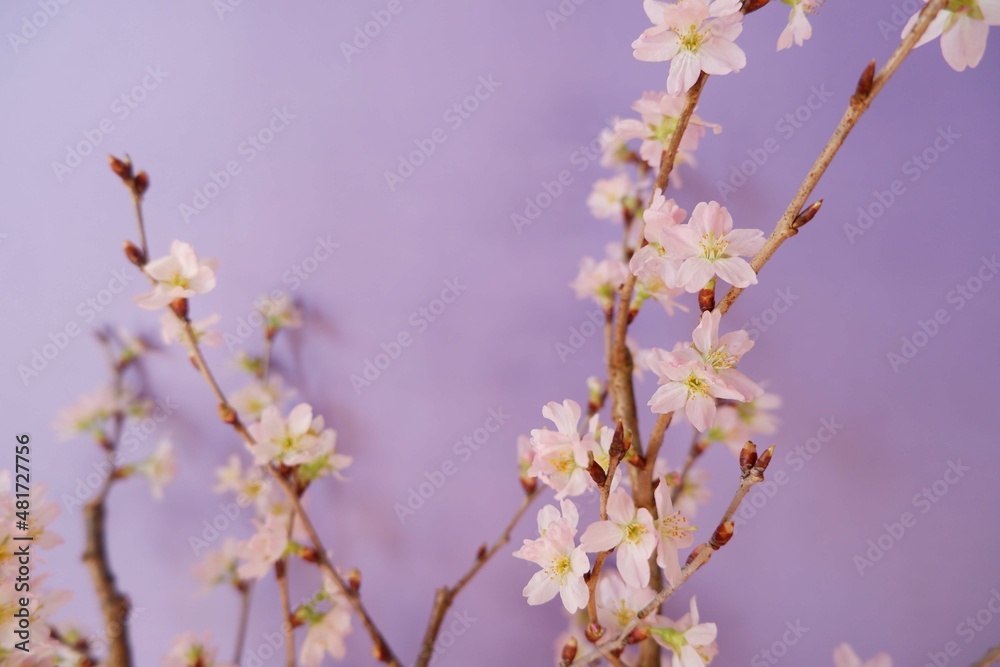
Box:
413, 486, 542, 667
564, 443, 773, 667
971, 645, 1000, 667
81, 333, 134, 667
232, 582, 253, 665
112, 170, 403, 667
717, 0, 949, 315
584, 422, 628, 631
275, 556, 296, 667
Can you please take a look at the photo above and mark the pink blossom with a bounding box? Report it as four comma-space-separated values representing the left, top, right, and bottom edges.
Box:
160, 312, 223, 348
596, 572, 657, 632
236, 514, 289, 580
588, 174, 639, 221
580, 488, 657, 587
630, 191, 689, 315
139, 439, 177, 500
135, 240, 217, 310
633, 0, 747, 95
230, 376, 293, 422
163, 632, 233, 667
247, 403, 332, 467
675, 310, 762, 401
301, 582, 352, 666
258, 291, 304, 330
194, 538, 241, 588
646, 351, 745, 431
699, 404, 750, 456
903, 0, 1000, 71
778, 0, 819, 50
616, 92, 721, 171
513, 500, 590, 612
833, 643, 893, 667
650, 597, 718, 667
736, 391, 781, 435
571, 256, 628, 310
653, 482, 696, 586
528, 400, 598, 499
663, 201, 764, 292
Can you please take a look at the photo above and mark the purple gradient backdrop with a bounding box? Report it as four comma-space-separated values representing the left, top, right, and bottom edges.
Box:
2, 0, 1000, 665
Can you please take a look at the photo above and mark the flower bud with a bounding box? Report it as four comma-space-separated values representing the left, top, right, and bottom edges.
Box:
588, 458, 608, 487
585, 622, 604, 642
739, 441, 757, 474
742, 0, 770, 13
372, 642, 390, 663
626, 626, 649, 644
712, 520, 735, 548
123, 240, 146, 267
108, 154, 133, 180
792, 200, 823, 230
218, 403, 237, 425
133, 171, 150, 197
854, 59, 876, 101
756, 445, 775, 471
476, 544, 488, 561
170, 298, 189, 321
561, 637, 579, 663
348, 567, 362, 592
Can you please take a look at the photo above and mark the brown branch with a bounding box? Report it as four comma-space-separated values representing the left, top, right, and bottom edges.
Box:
564, 443, 773, 667
584, 422, 628, 629
414, 486, 541, 667
971, 645, 1000, 667
275, 557, 296, 667
113, 174, 403, 667
232, 582, 253, 665
717, 0, 948, 315
81, 334, 134, 667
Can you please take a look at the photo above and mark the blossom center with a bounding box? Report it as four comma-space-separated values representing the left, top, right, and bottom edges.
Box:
614, 601, 636, 628
698, 232, 730, 260
658, 512, 690, 540
704, 344, 736, 370
623, 521, 647, 544
947, 0, 984, 19
676, 24, 707, 52
651, 116, 680, 143
683, 372, 711, 398
548, 554, 573, 581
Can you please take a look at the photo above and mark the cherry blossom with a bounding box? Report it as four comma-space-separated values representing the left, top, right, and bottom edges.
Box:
300, 576, 353, 665
736, 391, 781, 435
194, 538, 242, 588
699, 404, 750, 456
596, 572, 657, 633
653, 481, 696, 586
778, 0, 819, 50
135, 240, 217, 310
247, 403, 333, 467
676, 310, 762, 401
230, 376, 293, 422
833, 643, 893, 667
513, 500, 590, 612
258, 291, 304, 331
633, 0, 747, 95
646, 351, 745, 431
571, 255, 628, 311
580, 488, 657, 587
904, 0, 1000, 71
163, 632, 234, 667
663, 201, 764, 292
616, 92, 720, 171
54, 385, 133, 441
236, 514, 289, 580
160, 312, 223, 348
588, 174, 639, 221
650, 597, 718, 667
528, 400, 598, 499
138, 439, 177, 500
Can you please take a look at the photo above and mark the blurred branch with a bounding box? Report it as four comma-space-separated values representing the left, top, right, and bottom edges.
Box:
717, 0, 949, 315
414, 486, 541, 667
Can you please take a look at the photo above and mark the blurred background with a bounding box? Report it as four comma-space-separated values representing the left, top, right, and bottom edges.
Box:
2, 0, 999, 664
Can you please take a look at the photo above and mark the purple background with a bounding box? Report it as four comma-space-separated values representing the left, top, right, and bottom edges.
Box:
2, 0, 1000, 665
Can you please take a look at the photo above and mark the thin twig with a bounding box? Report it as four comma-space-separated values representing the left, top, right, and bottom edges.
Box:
232, 582, 253, 665
717, 0, 948, 315
275, 554, 296, 667
564, 445, 772, 667
117, 184, 403, 667
413, 487, 541, 667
